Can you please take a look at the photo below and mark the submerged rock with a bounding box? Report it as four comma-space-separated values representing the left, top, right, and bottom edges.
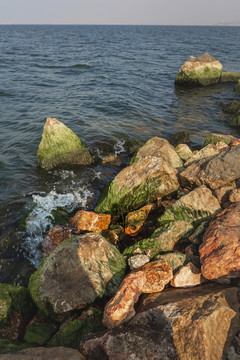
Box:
175, 53, 223, 87
199, 202, 240, 280
69, 210, 111, 233
234, 80, 240, 93
28, 233, 126, 315
37, 118, 93, 170
95, 156, 179, 214
228, 113, 240, 127
222, 100, 240, 115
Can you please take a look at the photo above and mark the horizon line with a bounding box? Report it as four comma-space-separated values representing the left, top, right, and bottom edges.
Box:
0, 23, 239, 26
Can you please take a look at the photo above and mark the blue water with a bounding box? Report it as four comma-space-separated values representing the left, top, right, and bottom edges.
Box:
1, 25, 240, 283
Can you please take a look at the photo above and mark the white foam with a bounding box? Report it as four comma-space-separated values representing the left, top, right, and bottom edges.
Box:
114, 138, 125, 156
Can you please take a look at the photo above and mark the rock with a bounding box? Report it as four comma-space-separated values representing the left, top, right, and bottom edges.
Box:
184, 142, 228, 166
175, 143, 192, 161
80, 325, 178, 360
222, 100, 240, 114
199, 202, 240, 280
128, 254, 150, 270
228, 113, 240, 127
69, 210, 111, 233
175, 53, 223, 87
214, 183, 237, 205
169, 131, 191, 147
43, 225, 73, 254
229, 189, 240, 203
179, 144, 240, 190
0, 284, 35, 341
23, 319, 57, 345
130, 137, 183, 168
0, 340, 31, 355
0, 347, 86, 359
28, 234, 126, 315
37, 118, 93, 170
220, 72, 240, 83
103, 260, 173, 328
48, 308, 104, 349
231, 139, 240, 147
156, 252, 187, 272
234, 80, 240, 93
124, 204, 153, 236
95, 156, 179, 214
136, 285, 239, 360
170, 262, 204, 288
204, 133, 237, 146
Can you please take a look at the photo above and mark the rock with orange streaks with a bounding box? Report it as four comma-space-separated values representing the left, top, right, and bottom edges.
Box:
199, 202, 240, 280
103, 260, 173, 328
69, 210, 111, 233
43, 225, 73, 254
124, 204, 153, 236
28, 233, 126, 316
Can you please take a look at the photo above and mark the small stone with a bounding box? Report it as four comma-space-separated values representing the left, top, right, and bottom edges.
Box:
69, 210, 111, 233
43, 225, 73, 254
170, 262, 204, 288
128, 255, 150, 270
125, 205, 152, 236
175, 143, 192, 161
229, 189, 240, 203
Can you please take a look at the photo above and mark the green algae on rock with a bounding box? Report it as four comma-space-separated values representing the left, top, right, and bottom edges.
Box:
95, 156, 179, 215
28, 234, 126, 316
37, 118, 93, 170
227, 113, 240, 127
220, 72, 240, 83
0, 339, 33, 354
175, 53, 223, 87
204, 133, 236, 146
23, 321, 58, 345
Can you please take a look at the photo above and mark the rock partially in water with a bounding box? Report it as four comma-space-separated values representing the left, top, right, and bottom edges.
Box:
204, 133, 237, 146
43, 225, 73, 254
234, 80, 240, 93
37, 118, 93, 170
28, 233, 126, 316
222, 100, 240, 114
199, 202, 240, 280
95, 156, 179, 214
69, 210, 111, 233
228, 113, 240, 127
175, 53, 223, 87
220, 72, 240, 83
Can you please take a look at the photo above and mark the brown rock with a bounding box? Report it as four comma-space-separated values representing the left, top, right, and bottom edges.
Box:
175, 143, 192, 161
170, 262, 204, 288
199, 202, 240, 280
69, 210, 111, 233
179, 144, 240, 190
184, 142, 228, 166
124, 204, 152, 236
0, 347, 85, 360
229, 189, 240, 203
43, 225, 73, 254
231, 139, 240, 147
214, 183, 237, 205
103, 260, 173, 328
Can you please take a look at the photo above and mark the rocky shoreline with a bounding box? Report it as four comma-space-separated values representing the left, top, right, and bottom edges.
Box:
1, 54, 240, 359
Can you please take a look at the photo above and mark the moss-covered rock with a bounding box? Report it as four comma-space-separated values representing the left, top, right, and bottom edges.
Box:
204, 133, 235, 146
222, 100, 240, 115
228, 113, 240, 127
48, 308, 104, 349
95, 156, 179, 214
220, 72, 240, 83
37, 118, 93, 170
0, 339, 32, 354
23, 321, 58, 345
234, 80, 240, 93
175, 53, 223, 87
0, 284, 36, 339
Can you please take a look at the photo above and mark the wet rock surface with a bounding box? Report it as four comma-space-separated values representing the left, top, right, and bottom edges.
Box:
69, 210, 111, 233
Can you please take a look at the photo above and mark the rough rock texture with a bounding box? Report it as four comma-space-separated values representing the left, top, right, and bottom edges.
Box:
170, 262, 204, 288
95, 156, 179, 214
43, 225, 73, 254
80, 325, 178, 360
103, 260, 173, 328
175, 143, 192, 161
0, 284, 35, 341
228, 113, 240, 127
229, 189, 240, 203
137, 284, 240, 360
128, 254, 150, 270
124, 204, 152, 236
184, 142, 228, 166
69, 210, 111, 233
222, 100, 240, 115
175, 53, 223, 87
0, 347, 85, 360
37, 118, 93, 170
220, 72, 240, 83
199, 202, 240, 280
157, 252, 187, 273
130, 137, 183, 168
179, 144, 240, 190
28, 234, 126, 315
204, 133, 237, 146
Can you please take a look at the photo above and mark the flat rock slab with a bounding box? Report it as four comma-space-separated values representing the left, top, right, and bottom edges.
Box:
28, 233, 126, 315
199, 202, 240, 280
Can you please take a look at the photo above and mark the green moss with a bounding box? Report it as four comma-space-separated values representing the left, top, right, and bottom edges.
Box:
0, 284, 36, 330
157, 252, 187, 273
228, 114, 240, 127
122, 238, 159, 259
175, 67, 221, 87
48, 308, 104, 349
105, 243, 127, 296
0, 339, 33, 354
204, 134, 231, 147
129, 151, 140, 166
50, 209, 70, 226
220, 72, 240, 83
24, 321, 58, 345
158, 205, 210, 227
234, 81, 240, 93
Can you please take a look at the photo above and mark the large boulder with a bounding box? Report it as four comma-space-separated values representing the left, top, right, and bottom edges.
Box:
37, 118, 93, 170
175, 53, 223, 87
130, 137, 183, 168
28, 234, 126, 316
199, 202, 240, 280
179, 144, 240, 191
95, 156, 179, 214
